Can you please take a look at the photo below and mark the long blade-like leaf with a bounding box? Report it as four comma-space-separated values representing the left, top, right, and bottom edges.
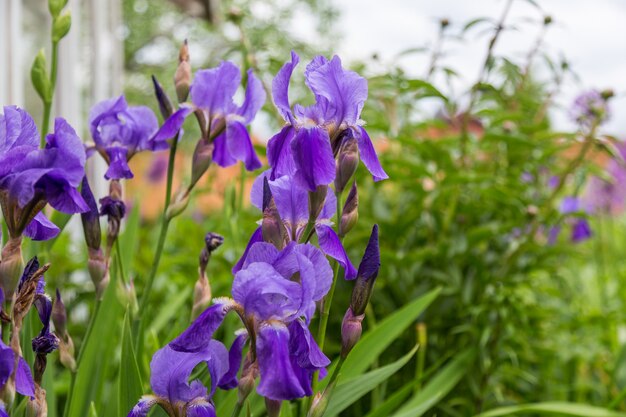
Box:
391, 348, 476, 417
118, 309, 144, 417
475, 403, 626, 417
325, 346, 419, 417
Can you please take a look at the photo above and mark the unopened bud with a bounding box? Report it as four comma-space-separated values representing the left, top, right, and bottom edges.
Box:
31, 50, 52, 103
166, 189, 190, 220
334, 136, 359, 195
152, 75, 174, 119
350, 225, 380, 315
48, 0, 67, 17
341, 308, 364, 358
0, 378, 15, 407
340, 182, 358, 237
261, 178, 287, 249
0, 236, 24, 299
307, 378, 338, 417
51, 11, 71, 42
601, 89, 615, 100
174, 40, 192, 102
52, 289, 67, 335
265, 398, 281, 417
87, 248, 109, 300
192, 277, 212, 321
80, 176, 101, 252
237, 373, 255, 404
190, 138, 214, 189
440, 18, 450, 28
543, 15, 552, 25
308, 185, 328, 221
227, 6, 243, 23
58, 337, 76, 372
26, 385, 47, 417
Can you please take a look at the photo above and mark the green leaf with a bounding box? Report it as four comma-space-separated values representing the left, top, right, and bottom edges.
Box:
118, 308, 144, 417
66, 263, 125, 417
475, 403, 626, 417
325, 346, 419, 417
364, 383, 414, 417
339, 287, 441, 379
88, 402, 98, 417
148, 286, 192, 335
391, 348, 476, 417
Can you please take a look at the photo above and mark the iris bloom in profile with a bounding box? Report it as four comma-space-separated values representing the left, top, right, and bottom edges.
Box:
169, 241, 332, 401
157, 61, 266, 171
569, 89, 611, 129
0, 106, 88, 241
128, 335, 244, 417
88, 96, 163, 180
268, 51, 388, 190
233, 172, 357, 279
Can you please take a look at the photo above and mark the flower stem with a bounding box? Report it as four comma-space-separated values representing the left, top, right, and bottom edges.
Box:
40, 41, 59, 147
138, 132, 180, 314
230, 401, 244, 417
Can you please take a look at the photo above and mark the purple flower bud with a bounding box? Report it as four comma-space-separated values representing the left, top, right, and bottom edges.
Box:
80, 176, 102, 251
308, 185, 328, 222
350, 225, 380, 315
32, 332, 59, 355
190, 138, 214, 189
340, 182, 358, 237
335, 135, 359, 194
571, 218, 592, 242
151, 75, 174, 119
52, 289, 67, 336
341, 307, 364, 359
174, 40, 192, 103
265, 398, 282, 417
261, 177, 288, 249
99, 196, 126, 221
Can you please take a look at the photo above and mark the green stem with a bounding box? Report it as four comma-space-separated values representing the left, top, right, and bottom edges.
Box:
40, 41, 59, 147
138, 132, 179, 314
230, 401, 244, 417
63, 298, 102, 417
114, 239, 128, 285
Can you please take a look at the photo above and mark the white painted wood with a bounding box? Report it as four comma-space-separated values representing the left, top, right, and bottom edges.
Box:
0, 0, 24, 107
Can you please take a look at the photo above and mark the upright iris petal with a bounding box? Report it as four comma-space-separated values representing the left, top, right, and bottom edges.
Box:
267, 51, 388, 186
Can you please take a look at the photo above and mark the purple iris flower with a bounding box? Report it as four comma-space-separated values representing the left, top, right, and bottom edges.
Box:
267, 51, 388, 191
128, 330, 245, 417
88, 96, 164, 180
156, 61, 265, 171
170, 242, 332, 401
233, 172, 357, 279
32, 292, 59, 355
569, 89, 610, 129
583, 142, 626, 215
0, 106, 88, 241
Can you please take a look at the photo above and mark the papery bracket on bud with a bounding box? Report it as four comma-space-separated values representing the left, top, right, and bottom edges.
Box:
261, 177, 288, 249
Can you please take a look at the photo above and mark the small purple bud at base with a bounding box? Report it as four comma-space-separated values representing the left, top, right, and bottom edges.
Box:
262, 178, 288, 249
52, 289, 67, 335
152, 75, 174, 119
191, 138, 214, 189
350, 225, 380, 315
265, 398, 282, 417
334, 136, 359, 195
341, 308, 364, 359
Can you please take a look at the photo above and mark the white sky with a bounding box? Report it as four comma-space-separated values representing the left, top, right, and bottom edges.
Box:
324, 0, 626, 134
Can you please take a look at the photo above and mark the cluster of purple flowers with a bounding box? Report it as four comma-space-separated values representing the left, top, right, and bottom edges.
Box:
127, 51, 386, 415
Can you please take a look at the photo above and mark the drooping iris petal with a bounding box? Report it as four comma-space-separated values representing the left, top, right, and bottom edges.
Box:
170, 299, 235, 353
191, 62, 241, 115
267, 125, 296, 180
16, 357, 35, 398
288, 319, 330, 371
211, 132, 237, 168
218, 331, 248, 390
355, 127, 389, 182
0, 343, 14, 388
127, 396, 157, 417
291, 126, 335, 191
0, 404, 8, 417
305, 55, 368, 126
225, 121, 261, 171
272, 51, 299, 124
316, 224, 357, 280
150, 341, 227, 404
256, 322, 308, 400
187, 399, 218, 417
232, 262, 302, 320
204, 341, 230, 397
105, 147, 133, 180
24, 212, 60, 241
232, 226, 263, 274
